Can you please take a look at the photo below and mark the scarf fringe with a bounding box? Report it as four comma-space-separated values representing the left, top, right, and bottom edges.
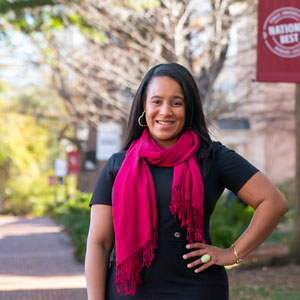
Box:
116, 229, 158, 295
170, 186, 204, 243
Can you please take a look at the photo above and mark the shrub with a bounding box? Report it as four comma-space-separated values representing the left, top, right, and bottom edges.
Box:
51, 191, 91, 262
210, 195, 254, 248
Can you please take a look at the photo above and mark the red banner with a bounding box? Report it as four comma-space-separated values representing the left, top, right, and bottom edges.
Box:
257, 0, 300, 82
48, 175, 55, 186
67, 151, 80, 175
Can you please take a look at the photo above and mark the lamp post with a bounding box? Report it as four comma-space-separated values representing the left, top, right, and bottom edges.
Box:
76, 124, 90, 191
76, 124, 89, 150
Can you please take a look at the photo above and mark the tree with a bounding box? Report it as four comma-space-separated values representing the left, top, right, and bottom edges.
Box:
1, 0, 253, 127
47, 0, 238, 123
1, 0, 260, 186
0, 85, 62, 215
0, 0, 54, 14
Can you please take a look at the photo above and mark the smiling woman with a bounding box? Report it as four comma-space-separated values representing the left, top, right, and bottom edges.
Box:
85, 63, 289, 300
143, 76, 186, 148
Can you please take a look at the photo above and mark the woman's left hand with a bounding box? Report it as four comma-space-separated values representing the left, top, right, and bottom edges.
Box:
182, 243, 236, 273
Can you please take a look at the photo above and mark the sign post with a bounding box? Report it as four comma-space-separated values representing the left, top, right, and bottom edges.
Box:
257, 0, 300, 262
54, 158, 68, 200
54, 159, 67, 178
294, 83, 300, 262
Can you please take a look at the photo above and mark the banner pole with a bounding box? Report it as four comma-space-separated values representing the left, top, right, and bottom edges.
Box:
290, 83, 300, 263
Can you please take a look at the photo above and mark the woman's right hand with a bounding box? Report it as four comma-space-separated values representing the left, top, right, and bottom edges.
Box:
85, 205, 115, 300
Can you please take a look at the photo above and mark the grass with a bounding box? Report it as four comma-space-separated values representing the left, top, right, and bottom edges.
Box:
230, 285, 300, 300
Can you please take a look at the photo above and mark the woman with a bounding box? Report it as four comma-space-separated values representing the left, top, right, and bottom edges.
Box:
85, 63, 289, 300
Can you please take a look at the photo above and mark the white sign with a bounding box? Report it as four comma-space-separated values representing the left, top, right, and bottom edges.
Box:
96, 122, 121, 160
54, 158, 67, 177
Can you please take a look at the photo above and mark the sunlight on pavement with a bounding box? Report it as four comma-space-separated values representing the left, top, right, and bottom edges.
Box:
0, 274, 86, 291
0, 225, 63, 239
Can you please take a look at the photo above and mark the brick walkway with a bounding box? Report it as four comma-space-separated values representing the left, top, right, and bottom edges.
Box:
0, 216, 87, 299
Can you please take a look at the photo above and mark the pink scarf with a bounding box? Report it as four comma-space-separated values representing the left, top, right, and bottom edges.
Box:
112, 129, 205, 295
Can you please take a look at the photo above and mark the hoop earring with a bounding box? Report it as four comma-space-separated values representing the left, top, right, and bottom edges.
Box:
138, 111, 147, 127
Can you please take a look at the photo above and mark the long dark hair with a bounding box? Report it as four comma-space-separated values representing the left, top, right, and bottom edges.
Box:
122, 63, 213, 176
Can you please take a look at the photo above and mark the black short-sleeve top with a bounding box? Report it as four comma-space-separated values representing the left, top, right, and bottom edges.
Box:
90, 141, 259, 244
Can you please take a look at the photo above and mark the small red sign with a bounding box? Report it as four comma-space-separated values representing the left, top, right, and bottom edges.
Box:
257, 0, 300, 82
48, 175, 55, 186
67, 151, 80, 175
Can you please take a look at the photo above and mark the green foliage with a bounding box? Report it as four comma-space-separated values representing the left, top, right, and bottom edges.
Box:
5, 9, 64, 35
211, 180, 294, 248
1, 2, 108, 44
4, 171, 55, 215
0, 110, 52, 214
116, 0, 160, 10
66, 13, 109, 43
210, 195, 254, 248
264, 179, 294, 244
230, 285, 300, 300
0, 84, 67, 215
277, 178, 295, 210
0, 0, 55, 15
265, 228, 292, 244
51, 192, 91, 262
0, 0, 160, 54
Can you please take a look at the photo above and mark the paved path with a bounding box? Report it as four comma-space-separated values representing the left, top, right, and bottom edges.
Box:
0, 216, 87, 299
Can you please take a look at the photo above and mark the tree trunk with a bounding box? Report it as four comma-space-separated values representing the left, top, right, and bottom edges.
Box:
290, 83, 300, 264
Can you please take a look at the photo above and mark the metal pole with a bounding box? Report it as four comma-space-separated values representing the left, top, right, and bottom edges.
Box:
290, 83, 300, 263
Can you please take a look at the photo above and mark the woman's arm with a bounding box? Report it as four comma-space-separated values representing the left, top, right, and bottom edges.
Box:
183, 171, 289, 272
232, 171, 289, 259
85, 205, 115, 300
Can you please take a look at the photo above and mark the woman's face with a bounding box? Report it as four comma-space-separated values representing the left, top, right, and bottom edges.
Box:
144, 76, 186, 148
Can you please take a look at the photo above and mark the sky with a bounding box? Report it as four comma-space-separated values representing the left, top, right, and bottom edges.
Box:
0, 29, 45, 87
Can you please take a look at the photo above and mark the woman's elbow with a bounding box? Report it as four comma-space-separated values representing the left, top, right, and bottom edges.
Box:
280, 198, 289, 214
88, 235, 114, 256
276, 192, 289, 216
